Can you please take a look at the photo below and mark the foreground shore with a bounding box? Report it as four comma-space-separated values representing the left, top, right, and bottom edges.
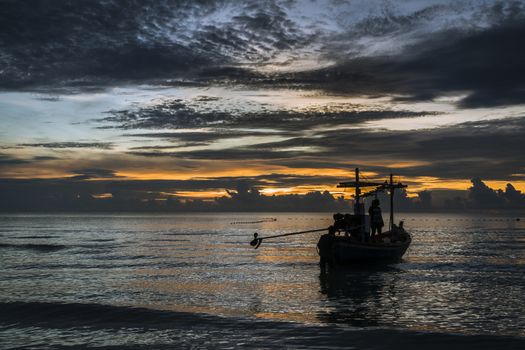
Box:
1, 302, 524, 349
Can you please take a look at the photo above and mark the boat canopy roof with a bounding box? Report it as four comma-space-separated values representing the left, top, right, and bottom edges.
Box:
337, 181, 386, 188
337, 181, 407, 189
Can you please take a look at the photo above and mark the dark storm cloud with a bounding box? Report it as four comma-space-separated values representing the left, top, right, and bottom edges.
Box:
325, 1, 524, 55
0, 154, 30, 165
2, 0, 525, 109
70, 168, 120, 180
188, 1, 317, 63
34, 96, 61, 102
0, 0, 226, 89
102, 97, 436, 131
117, 113, 525, 180
0, 0, 311, 90
127, 148, 305, 160
100, 96, 525, 180
0, 153, 59, 166
124, 130, 287, 144
292, 20, 525, 108
105, 96, 440, 160
321, 3, 463, 60
350, 5, 451, 37
123, 129, 295, 150
33, 156, 60, 161
268, 116, 525, 180
19, 142, 114, 149
128, 144, 209, 150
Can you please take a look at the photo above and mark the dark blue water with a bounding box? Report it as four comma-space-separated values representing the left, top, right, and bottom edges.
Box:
1, 213, 524, 349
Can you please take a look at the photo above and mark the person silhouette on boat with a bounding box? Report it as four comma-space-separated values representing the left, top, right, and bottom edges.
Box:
369, 199, 384, 241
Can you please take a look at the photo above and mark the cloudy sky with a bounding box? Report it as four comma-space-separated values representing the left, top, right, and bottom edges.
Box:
1, 0, 524, 206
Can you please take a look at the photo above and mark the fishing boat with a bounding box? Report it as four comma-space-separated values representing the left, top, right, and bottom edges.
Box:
326, 168, 411, 265
250, 168, 411, 266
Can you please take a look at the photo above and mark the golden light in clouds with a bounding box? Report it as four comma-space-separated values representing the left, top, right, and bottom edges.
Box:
3, 152, 525, 200
485, 180, 525, 192
173, 190, 228, 199
116, 166, 373, 181
406, 177, 525, 193
91, 193, 113, 199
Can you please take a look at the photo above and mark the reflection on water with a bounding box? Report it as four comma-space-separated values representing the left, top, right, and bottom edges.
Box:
318, 266, 402, 327
1, 212, 525, 340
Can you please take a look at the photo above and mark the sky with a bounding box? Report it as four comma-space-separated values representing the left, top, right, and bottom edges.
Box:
1, 0, 525, 211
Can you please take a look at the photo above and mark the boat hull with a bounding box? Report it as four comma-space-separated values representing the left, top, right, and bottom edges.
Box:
330, 234, 411, 265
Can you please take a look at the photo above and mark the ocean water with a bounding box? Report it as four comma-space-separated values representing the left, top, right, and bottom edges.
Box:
1, 212, 524, 349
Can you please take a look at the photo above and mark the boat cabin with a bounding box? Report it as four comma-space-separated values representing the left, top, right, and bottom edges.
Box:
336, 168, 406, 238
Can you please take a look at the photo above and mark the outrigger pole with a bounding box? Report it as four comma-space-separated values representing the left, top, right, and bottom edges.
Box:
250, 225, 364, 249
250, 228, 328, 249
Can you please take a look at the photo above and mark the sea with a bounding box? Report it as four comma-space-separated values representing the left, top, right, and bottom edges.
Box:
1, 212, 524, 349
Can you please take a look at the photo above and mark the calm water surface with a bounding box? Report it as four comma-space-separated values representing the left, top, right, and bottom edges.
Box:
1, 213, 524, 348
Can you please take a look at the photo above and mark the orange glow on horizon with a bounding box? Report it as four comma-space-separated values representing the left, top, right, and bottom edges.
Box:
3, 162, 525, 199
114, 167, 371, 181
169, 178, 525, 200
91, 193, 113, 199
174, 190, 228, 198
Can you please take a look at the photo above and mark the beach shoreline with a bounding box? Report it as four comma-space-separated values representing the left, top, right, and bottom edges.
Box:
1, 301, 524, 349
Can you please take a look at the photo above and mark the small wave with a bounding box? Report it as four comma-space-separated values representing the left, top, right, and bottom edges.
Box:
0, 243, 66, 252
231, 218, 277, 224
0, 301, 215, 330
1, 302, 524, 349
90, 254, 152, 261
164, 232, 217, 236
87, 238, 115, 242
13, 235, 61, 239
13, 262, 153, 270
150, 238, 190, 242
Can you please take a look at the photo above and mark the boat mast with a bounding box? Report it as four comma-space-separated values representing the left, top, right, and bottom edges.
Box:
338, 169, 406, 231
337, 169, 391, 217
389, 173, 394, 231
355, 167, 360, 215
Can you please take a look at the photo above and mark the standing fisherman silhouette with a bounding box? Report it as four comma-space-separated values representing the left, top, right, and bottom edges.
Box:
368, 199, 384, 241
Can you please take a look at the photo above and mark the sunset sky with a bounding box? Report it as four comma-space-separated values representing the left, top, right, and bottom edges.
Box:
1, 0, 525, 206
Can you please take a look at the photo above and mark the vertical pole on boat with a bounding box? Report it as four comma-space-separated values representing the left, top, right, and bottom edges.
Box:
355, 168, 360, 215
389, 173, 394, 231
356, 167, 365, 239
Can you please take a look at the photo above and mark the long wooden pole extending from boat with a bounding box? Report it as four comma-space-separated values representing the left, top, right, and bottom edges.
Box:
250, 227, 331, 249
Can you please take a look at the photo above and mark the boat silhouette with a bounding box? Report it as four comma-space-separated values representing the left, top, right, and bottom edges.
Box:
326, 168, 411, 265
250, 168, 411, 266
